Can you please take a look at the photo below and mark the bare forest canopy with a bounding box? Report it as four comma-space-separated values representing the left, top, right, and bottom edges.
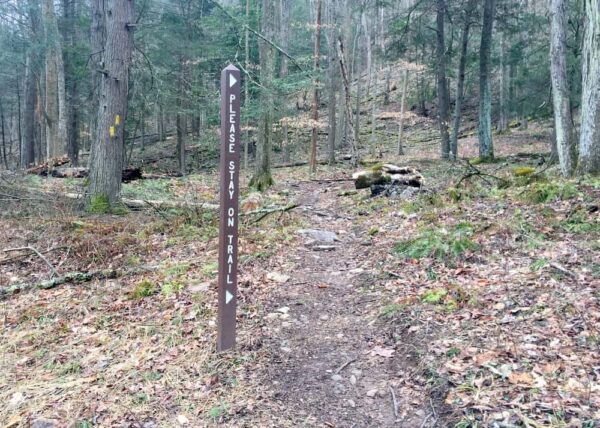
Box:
0, 0, 597, 209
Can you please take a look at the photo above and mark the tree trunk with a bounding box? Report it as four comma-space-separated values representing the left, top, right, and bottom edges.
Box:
397, 69, 409, 156
450, 0, 476, 159
478, 0, 495, 161
16, 75, 23, 165
497, 31, 509, 133
22, 55, 37, 168
63, 0, 80, 166
327, 0, 338, 165
578, 0, 600, 174
336, 37, 358, 165
250, 0, 276, 191
42, 0, 67, 159
436, 0, 451, 159
88, 0, 105, 171
550, 0, 576, 176
309, 0, 322, 174
244, 0, 251, 170
87, 0, 135, 208
0, 100, 6, 169
176, 57, 187, 176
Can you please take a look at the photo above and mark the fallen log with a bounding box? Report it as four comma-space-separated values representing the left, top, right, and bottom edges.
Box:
25, 157, 70, 175
48, 167, 143, 182
0, 265, 159, 300
353, 164, 423, 190
1, 269, 118, 299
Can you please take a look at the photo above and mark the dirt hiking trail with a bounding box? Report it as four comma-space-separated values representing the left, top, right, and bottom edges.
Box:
246, 179, 438, 427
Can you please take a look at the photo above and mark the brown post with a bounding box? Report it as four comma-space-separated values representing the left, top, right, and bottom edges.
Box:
217, 64, 241, 352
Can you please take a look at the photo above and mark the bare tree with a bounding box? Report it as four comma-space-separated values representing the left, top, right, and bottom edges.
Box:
250, 0, 276, 190
87, 0, 135, 208
550, 0, 576, 176
436, 0, 450, 159
578, 0, 600, 174
42, 0, 67, 159
450, 0, 477, 159
309, 0, 322, 174
478, 0, 495, 161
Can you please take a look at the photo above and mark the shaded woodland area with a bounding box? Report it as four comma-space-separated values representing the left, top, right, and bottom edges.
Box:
0, 0, 599, 426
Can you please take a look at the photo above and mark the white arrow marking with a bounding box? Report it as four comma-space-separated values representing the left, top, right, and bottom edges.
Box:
229, 74, 237, 88
226, 290, 234, 304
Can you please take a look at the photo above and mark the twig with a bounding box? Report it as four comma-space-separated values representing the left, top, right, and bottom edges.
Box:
3, 246, 58, 278
334, 357, 356, 374
429, 398, 438, 421
550, 262, 577, 278
384, 270, 402, 278
455, 159, 509, 188
143, 199, 169, 220
389, 386, 399, 419
0, 246, 67, 265
245, 204, 299, 223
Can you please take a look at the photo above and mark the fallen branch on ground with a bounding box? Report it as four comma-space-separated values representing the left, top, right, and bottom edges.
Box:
0, 265, 159, 300
243, 204, 299, 223
455, 160, 510, 188
60, 193, 219, 211
3, 246, 59, 277
1, 246, 67, 267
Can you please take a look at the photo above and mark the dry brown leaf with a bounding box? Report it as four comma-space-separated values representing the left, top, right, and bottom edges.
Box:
474, 350, 498, 366
508, 371, 534, 386
370, 346, 395, 358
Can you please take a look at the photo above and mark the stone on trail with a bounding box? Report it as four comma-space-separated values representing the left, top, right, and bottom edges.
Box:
31, 420, 58, 428
267, 272, 291, 284
366, 388, 378, 398
297, 229, 339, 243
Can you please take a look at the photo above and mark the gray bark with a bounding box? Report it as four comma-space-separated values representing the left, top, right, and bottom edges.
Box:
497, 31, 509, 133
327, 0, 338, 165
42, 0, 67, 159
578, 0, 600, 174
22, 55, 36, 167
88, 0, 105, 171
450, 0, 476, 159
309, 0, 321, 174
550, 0, 577, 176
478, 0, 495, 161
397, 69, 409, 156
87, 0, 135, 207
436, 0, 451, 159
250, 0, 276, 191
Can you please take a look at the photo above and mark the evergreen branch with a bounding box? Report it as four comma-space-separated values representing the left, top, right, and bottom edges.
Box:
207, 0, 306, 73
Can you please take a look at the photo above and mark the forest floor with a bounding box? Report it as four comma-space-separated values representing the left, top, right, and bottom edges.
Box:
0, 125, 599, 427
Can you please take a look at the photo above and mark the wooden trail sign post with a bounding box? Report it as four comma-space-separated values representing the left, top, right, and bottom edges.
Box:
217, 64, 241, 351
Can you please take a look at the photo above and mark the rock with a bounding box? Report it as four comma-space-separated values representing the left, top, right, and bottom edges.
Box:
347, 399, 356, 408
297, 229, 339, 243
188, 282, 210, 293
366, 388, 378, 398
31, 419, 58, 428
353, 165, 423, 192
267, 272, 290, 284
400, 187, 419, 198
331, 374, 343, 382
350, 375, 357, 385
176, 415, 189, 426
8, 392, 25, 409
